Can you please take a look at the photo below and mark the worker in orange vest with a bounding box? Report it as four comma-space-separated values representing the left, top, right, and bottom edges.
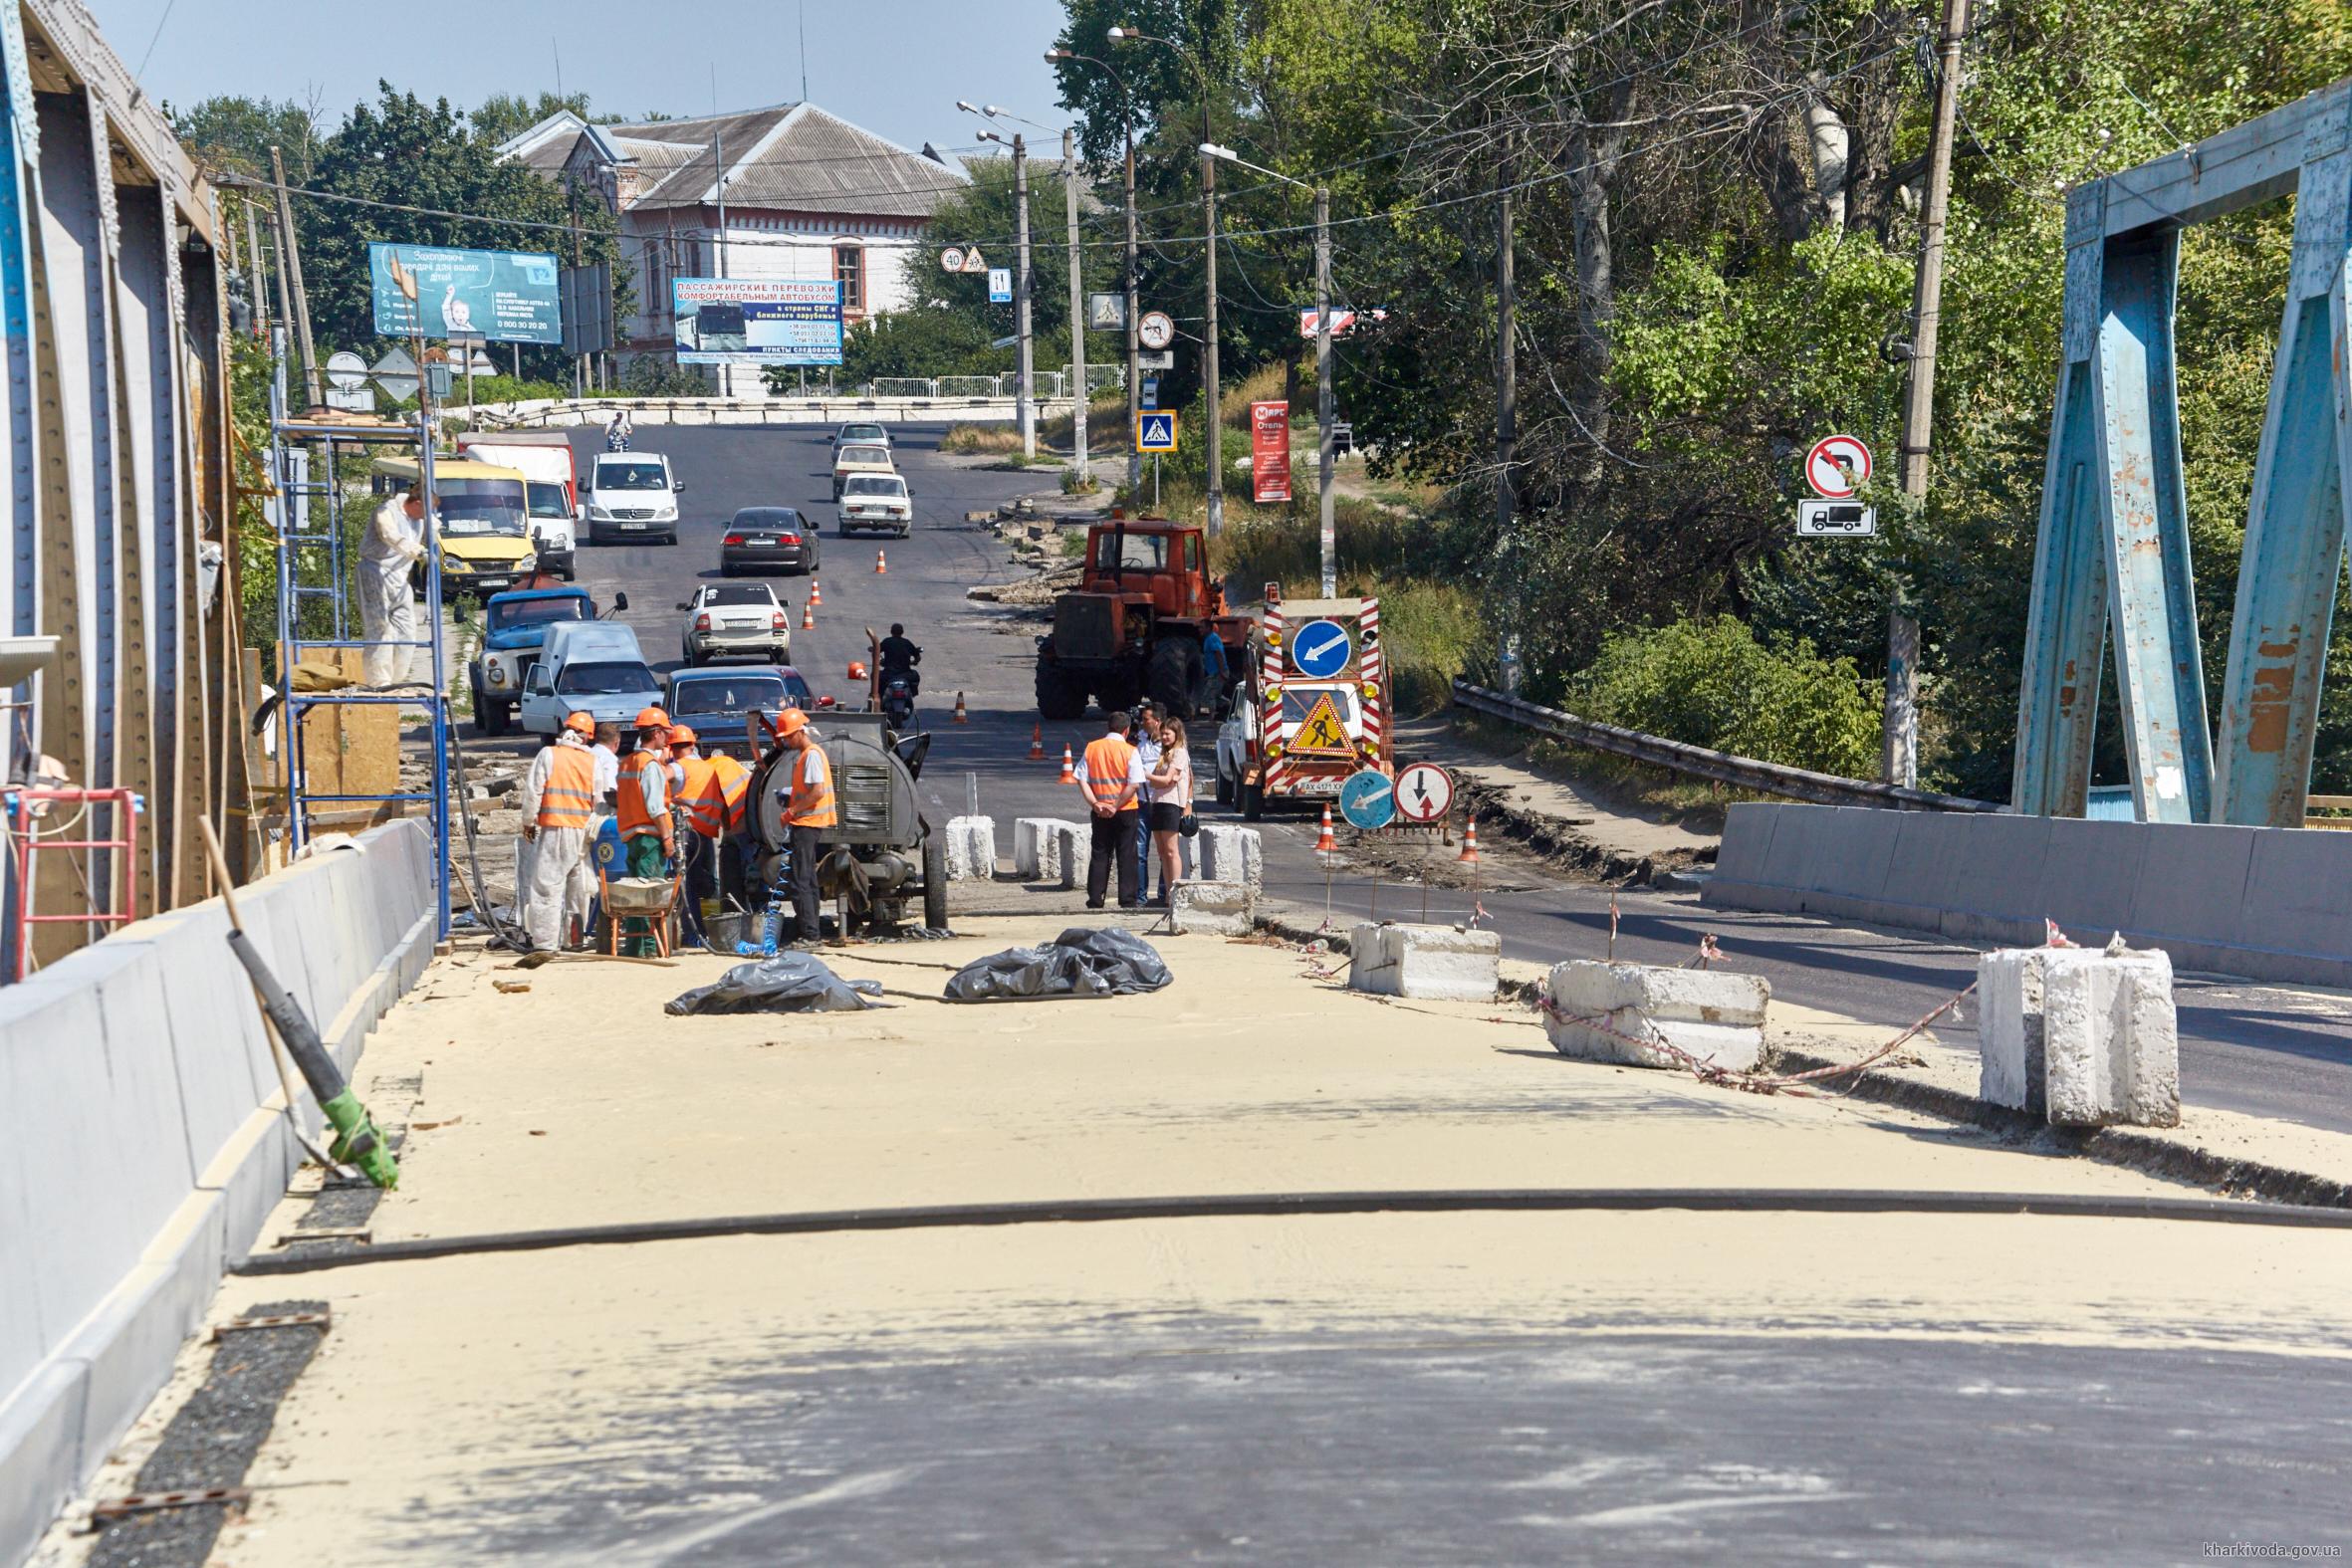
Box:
687, 742, 756, 910
1074, 708, 1145, 909
613, 707, 675, 957
668, 726, 720, 948
771, 707, 835, 945
518, 711, 597, 952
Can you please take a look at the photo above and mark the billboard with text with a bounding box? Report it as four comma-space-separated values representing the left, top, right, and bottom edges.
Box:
671, 277, 843, 365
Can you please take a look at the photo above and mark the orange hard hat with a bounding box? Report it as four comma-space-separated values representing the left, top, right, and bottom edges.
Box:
562, 712, 593, 736
668, 725, 697, 747
773, 707, 813, 738
633, 707, 670, 728
846, 661, 868, 681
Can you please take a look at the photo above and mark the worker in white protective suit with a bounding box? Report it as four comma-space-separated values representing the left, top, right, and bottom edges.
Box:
519, 711, 599, 951
359, 488, 429, 686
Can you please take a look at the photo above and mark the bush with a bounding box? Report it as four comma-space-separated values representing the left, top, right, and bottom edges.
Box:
1561, 615, 1881, 779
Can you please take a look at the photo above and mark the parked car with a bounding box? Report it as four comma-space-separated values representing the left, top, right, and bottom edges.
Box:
585, 451, 684, 545
720, 507, 821, 575
664, 664, 824, 760
829, 420, 891, 450
837, 472, 912, 538
679, 581, 791, 667
517, 620, 661, 736
830, 442, 892, 500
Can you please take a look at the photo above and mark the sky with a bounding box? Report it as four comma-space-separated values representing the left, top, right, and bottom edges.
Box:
90, 0, 1074, 155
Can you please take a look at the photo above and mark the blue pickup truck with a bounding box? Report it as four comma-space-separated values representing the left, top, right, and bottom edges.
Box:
469, 586, 628, 736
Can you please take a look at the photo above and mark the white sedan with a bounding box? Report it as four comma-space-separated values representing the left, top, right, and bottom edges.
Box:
677, 581, 792, 667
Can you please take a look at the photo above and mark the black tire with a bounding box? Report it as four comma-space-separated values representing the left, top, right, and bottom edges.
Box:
1215, 765, 1235, 807
1035, 655, 1087, 721
1145, 637, 1203, 718
1241, 778, 1264, 821
922, 833, 948, 930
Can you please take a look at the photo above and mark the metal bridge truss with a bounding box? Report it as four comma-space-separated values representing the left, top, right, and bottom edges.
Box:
2015, 80, 2352, 826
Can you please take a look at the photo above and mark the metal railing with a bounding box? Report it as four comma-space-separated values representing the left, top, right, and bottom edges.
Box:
1452, 680, 2002, 813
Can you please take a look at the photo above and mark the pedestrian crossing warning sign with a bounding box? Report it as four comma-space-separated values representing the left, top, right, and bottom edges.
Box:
1136, 410, 1179, 452
1292, 693, 1353, 755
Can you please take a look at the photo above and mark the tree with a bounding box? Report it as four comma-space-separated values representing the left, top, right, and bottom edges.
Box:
169, 93, 326, 179
467, 91, 591, 149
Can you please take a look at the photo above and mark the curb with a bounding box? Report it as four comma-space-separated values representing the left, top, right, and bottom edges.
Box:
1252, 912, 2352, 1213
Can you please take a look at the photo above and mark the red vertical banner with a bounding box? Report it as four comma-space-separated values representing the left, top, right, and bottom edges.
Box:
1251, 400, 1292, 504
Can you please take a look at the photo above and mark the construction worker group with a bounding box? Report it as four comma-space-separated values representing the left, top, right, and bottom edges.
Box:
519, 704, 832, 956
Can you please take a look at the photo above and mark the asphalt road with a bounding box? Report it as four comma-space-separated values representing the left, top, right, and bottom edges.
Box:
480, 421, 2352, 1135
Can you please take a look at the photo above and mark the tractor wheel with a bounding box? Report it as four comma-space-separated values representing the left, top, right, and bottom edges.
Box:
922, 833, 949, 930
1035, 655, 1087, 721
1145, 637, 1203, 718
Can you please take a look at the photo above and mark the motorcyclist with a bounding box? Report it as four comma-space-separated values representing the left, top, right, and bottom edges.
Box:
877, 622, 921, 698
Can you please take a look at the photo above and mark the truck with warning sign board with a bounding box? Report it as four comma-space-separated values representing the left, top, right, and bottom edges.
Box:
1214, 584, 1392, 818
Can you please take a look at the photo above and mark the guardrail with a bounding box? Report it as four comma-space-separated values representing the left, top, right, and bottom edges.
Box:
463, 394, 1079, 431
1451, 680, 2003, 813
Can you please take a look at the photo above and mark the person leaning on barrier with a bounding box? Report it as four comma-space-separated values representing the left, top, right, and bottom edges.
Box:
519, 712, 597, 953
1074, 709, 1145, 910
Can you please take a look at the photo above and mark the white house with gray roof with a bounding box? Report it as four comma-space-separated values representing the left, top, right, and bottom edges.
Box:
498, 103, 969, 374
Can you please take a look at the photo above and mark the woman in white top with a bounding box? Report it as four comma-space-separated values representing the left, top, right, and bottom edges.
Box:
1144, 717, 1193, 909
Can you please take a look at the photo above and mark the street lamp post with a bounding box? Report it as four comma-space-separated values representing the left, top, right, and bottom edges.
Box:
1203, 142, 1334, 596
1109, 26, 1222, 537
1047, 48, 1141, 491
967, 112, 1037, 459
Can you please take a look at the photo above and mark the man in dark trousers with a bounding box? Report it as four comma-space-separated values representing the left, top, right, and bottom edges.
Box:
771, 707, 835, 945
877, 621, 922, 696
1075, 709, 1144, 909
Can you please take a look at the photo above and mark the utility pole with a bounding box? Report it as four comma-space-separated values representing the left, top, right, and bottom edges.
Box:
1202, 127, 1223, 538
1123, 121, 1140, 491
1313, 184, 1334, 598
1495, 173, 1521, 694
570, 196, 587, 399
242, 197, 272, 337
1887, 0, 1971, 788
1062, 126, 1088, 486
1013, 131, 1035, 460
712, 128, 730, 399
269, 146, 321, 410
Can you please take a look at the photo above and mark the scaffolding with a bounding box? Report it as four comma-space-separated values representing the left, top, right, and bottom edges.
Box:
266, 333, 453, 938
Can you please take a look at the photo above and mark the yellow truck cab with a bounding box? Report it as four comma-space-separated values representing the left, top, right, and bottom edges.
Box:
369, 456, 538, 596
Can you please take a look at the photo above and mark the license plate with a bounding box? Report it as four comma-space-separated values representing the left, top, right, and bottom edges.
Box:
620, 523, 647, 531
1291, 776, 1345, 796
745, 540, 776, 548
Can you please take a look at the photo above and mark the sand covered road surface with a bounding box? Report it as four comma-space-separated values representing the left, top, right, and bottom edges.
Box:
143, 916, 2352, 1563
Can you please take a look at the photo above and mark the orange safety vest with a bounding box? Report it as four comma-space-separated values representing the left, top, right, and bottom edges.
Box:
615, 748, 670, 839
1083, 735, 1138, 810
674, 755, 718, 832
689, 754, 751, 837
535, 745, 596, 829
785, 743, 836, 828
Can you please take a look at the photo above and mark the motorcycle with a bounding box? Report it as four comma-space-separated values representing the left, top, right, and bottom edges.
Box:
879, 673, 917, 733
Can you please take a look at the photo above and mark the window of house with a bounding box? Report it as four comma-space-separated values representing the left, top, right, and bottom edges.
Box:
834, 243, 864, 311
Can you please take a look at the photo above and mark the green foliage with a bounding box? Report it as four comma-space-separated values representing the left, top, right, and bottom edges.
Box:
467, 92, 590, 149
795, 306, 1004, 389
1564, 617, 1882, 780
169, 95, 324, 179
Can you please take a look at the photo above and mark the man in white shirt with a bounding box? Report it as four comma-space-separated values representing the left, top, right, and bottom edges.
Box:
358, 490, 428, 686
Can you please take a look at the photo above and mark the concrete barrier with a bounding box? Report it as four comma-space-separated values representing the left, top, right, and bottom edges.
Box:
1543, 961, 1769, 1072
1349, 923, 1501, 1001
0, 820, 435, 1568
1167, 881, 1252, 936
2044, 947, 2179, 1127
1197, 826, 1263, 898
1705, 803, 2352, 988
1013, 817, 1080, 883
943, 816, 997, 882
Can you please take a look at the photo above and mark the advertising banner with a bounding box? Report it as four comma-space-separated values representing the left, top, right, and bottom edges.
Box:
369, 244, 563, 344
1251, 399, 1292, 504
671, 276, 843, 365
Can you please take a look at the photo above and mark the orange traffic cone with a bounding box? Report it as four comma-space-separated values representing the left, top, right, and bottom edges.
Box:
1457, 813, 1481, 863
809, 578, 823, 606
1314, 804, 1336, 852
802, 597, 816, 629
1058, 744, 1076, 784
875, 549, 887, 574
953, 690, 969, 723
1030, 721, 1045, 760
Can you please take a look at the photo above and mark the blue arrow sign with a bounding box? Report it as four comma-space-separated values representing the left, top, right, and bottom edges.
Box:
1291, 619, 1352, 679
1136, 410, 1179, 452
1339, 769, 1396, 830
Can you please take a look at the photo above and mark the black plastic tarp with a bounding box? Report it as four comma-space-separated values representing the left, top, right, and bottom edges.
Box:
665, 952, 883, 1015
942, 927, 1172, 1003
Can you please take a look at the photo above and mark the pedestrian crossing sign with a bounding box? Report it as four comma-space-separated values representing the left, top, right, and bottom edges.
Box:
1292, 692, 1353, 755
1136, 409, 1179, 453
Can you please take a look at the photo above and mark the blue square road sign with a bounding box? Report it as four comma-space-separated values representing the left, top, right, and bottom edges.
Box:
1136, 410, 1179, 453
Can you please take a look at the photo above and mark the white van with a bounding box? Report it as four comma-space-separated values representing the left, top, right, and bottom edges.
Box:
585, 451, 685, 546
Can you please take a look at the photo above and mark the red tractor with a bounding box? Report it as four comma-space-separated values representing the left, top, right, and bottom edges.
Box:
1034, 517, 1253, 719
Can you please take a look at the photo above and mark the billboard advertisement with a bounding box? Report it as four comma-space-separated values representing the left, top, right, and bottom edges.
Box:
671, 277, 843, 365
1251, 400, 1292, 504
369, 244, 563, 344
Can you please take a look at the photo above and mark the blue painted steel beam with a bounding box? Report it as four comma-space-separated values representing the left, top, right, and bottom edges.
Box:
2092, 231, 2212, 824
2217, 130, 2352, 825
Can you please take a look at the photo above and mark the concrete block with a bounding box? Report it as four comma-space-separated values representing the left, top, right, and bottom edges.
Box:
0, 1362, 86, 1568
1014, 816, 1082, 882
1711, 803, 1783, 886
1543, 960, 1768, 1072
1350, 922, 1501, 1001
1168, 879, 1252, 936
944, 815, 998, 881
2234, 827, 2352, 963
1197, 825, 1263, 897
1975, 948, 2049, 1115
2126, 822, 2258, 948
2042, 947, 2179, 1127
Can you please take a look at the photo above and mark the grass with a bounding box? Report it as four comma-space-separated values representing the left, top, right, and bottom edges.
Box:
940, 424, 1023, 454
